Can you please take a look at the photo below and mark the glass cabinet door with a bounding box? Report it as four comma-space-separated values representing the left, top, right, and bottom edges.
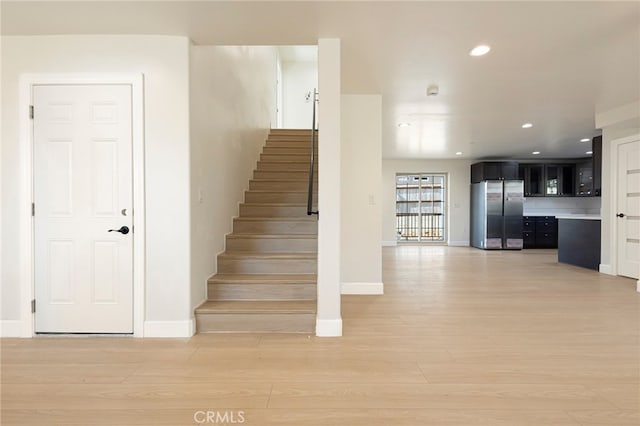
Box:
545, 166, 559, 195
528, 165, 544, 196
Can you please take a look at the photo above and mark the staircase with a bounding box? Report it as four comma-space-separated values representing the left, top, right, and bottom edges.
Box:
195, 129, 318, 333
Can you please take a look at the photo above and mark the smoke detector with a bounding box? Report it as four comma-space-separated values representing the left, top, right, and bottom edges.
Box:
427, 84, 439, 96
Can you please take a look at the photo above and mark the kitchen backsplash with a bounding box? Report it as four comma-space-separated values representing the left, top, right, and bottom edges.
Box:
523, 197, 601, 216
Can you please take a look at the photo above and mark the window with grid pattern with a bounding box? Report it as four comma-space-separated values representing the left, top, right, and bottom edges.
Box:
396, 174, 446, 242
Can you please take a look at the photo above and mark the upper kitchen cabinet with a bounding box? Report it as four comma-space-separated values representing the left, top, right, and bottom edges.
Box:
545, 164, 575, 196
576, 160, 594, 196
471, 162, 519, 183
519, 164, 544, 197
592, 135, 602, 196
574, 136, 602, 197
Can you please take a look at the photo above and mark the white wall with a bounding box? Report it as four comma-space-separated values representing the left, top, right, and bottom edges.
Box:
1, 35, 192, 334
382, 159, 473, 246
281, 61, 317, 129
341, 95, 383, 293
189, 45, 277, 313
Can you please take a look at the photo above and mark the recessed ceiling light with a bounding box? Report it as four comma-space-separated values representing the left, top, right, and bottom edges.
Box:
586, 151, 593, 155
398, 122, 411, 128
580, 138, 590, 142
455, 152, 463, 156
470, 45, 491, 56
532, 151, 541, 155
522, 123, 533, 129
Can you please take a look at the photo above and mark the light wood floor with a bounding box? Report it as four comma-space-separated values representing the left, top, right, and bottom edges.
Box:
2, 246, 639, 425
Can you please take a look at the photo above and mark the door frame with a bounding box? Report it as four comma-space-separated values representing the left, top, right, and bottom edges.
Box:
18, 73, 146, 336
609, 133, 640, 291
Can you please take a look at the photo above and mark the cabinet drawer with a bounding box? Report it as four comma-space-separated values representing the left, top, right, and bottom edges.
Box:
523, 231, 536, 248
536, 221, 556, 232
523, 220, 535, 231
535, 216, 556, 221
535, 231, 557, 248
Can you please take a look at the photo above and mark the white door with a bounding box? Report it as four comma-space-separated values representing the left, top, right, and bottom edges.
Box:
616, 138, 640, 280
34, 85, 133, 333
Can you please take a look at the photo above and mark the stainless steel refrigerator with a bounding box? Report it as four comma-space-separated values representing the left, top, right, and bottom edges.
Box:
471, 180, 524, 250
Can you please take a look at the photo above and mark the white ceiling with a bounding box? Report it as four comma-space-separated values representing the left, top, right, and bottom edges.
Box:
3, 1, 639, 160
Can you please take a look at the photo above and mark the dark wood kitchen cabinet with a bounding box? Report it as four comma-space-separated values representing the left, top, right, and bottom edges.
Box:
575, 160, 594, 196
519, 164, 544, 197
575, 136, 602, 197
545, 164, 574, 196
523, 216, 558, 248
471, 162, 519, 183
592, 135, 602, 196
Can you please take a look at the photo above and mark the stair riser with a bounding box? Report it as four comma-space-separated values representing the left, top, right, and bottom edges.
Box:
207, 283, 316, 301
256, 161, 311, 171
245, 191, 308, 203
267, 134, 312, 140
249, 180, 315, 191
226, 237, 317, 253
265, 141, 313, 148
261, 154, 311, 162
263, 147, 316, 156
233, 220, 317, 234
196, 312, 315, 333
239, 204, 308, 218
218, 258, 317, 274
254, 170, 312, 180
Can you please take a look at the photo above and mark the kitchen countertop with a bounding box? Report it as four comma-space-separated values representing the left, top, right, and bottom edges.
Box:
555, 214, 601, 220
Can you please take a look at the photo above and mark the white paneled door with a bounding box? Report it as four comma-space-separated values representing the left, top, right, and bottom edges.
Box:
617, 138, 640, 280
34, 85, 133, 333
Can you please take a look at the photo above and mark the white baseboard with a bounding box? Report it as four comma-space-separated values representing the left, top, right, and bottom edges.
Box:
143, 319, 195, 338
341, 282, 384, 295
315, 318, 342, 337
449, 240, 470, 247
599, 264, 614, 275
1, 320, 25, 337
382, 241, 397, 247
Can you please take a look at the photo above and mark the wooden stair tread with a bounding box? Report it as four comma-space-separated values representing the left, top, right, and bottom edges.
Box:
246, 190, 308, 193
259, 158, 317, 161
218, 252, 317, 259
226, 234, 316, 239
234, 217, 317, 222
209, 273, 317, 284
251, 178, 317, 181
241, 203, 307, 207
196, 300, 316, 314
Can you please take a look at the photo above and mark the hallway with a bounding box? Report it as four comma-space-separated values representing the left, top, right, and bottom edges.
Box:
2, 246, 638, 425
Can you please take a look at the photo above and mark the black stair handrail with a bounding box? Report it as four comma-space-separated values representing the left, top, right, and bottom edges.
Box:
307, 89, 319, 216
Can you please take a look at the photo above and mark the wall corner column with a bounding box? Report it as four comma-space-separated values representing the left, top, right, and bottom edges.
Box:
316, 38, 342, 337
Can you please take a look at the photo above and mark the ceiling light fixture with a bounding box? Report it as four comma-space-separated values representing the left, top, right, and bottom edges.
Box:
398, 122, 411, 128
470, 45, 491, 56
455, 151, 462, 156
532, 151, 541, 155
580, 138, 590, 142
522, 123, 533, 129
586, 151, 593, 155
